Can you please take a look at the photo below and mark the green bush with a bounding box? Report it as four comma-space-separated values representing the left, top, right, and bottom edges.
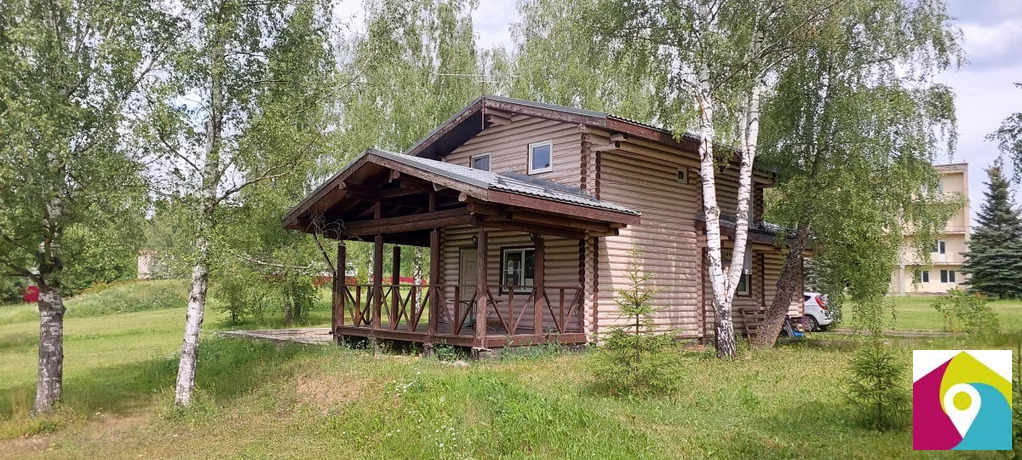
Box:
931, 288, 999, 337
0, 277, 29, 306
845, 344, 910, 431
589, 249, 684, 397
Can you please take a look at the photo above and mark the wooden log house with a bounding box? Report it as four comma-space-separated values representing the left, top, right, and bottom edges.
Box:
283, 96, 804, 351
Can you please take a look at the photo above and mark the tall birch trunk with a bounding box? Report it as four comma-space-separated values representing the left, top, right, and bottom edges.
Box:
174, 16, 225, 406
174, 234, 210, 406
34, 159, 67, 414
34, 283, 65, 414
413, 247, 423, 311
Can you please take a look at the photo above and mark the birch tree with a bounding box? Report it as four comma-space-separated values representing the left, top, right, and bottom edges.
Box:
754, 0, 962, 345
0, 0, 176, 414
140, 0, 336, 407
595, 0, 832, 357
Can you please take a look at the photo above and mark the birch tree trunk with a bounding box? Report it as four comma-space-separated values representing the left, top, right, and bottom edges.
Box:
34, 282, 65, 414
174, 18, 224, 406
413, 247, 423, 311
174, 234, 210, 406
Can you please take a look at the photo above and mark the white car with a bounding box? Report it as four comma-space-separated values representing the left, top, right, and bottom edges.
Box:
802, 292, 833, 331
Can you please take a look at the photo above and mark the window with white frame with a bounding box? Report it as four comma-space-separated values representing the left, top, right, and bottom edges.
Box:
736, 273, 751, 296
933, 240, 946, 254
501, 248, 535, 293
940, 269, 956, 283
528, 140, 553, 174
470, 154, 490, 171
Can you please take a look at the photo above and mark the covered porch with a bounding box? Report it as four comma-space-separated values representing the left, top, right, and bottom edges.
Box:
283, 149, 639, 351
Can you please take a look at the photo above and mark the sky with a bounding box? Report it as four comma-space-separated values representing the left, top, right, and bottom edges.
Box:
338, 0, 1022, 226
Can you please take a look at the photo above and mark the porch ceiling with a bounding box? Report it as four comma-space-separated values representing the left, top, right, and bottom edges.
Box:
283, 149, 640, 244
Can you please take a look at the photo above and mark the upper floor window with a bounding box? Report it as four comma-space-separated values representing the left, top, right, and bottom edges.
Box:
528, 140, 553, 174
470, 154, 491, 171
933, 240, 946, 254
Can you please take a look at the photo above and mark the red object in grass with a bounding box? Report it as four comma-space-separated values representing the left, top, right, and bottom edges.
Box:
24, 286, 39, 303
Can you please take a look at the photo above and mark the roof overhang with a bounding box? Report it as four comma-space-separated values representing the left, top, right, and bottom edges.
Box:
283, 149, 639, 243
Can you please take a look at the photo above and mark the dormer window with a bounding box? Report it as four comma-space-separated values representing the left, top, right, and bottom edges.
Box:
470, 154, 490, 171
528, 140, 553, 174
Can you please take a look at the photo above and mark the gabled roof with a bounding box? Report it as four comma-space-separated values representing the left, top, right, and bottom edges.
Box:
282, 148, 639, 230
406, 95, 702, 160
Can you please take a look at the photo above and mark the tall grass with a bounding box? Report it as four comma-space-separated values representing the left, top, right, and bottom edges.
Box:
0, 279, 189, 326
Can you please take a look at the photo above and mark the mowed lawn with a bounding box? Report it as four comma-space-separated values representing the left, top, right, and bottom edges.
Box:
886, 295, 1022, 332
0, 282, 1017, 459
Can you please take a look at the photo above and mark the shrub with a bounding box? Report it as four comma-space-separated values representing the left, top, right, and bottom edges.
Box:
931, 288, 999, 337
590, 249, 684, 397
0, 276, 29, 305
845, 344, 910, 431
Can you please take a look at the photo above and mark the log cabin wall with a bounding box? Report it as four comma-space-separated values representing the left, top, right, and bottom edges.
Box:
593, 136, 704, 338
430, 116, 789, 343
443, 115, 582, 185
439, 225, 583, 333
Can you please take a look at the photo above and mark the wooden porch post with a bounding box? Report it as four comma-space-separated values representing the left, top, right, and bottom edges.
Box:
474, 229, 488, 349
391, 245, 400, 330
425, 191, 440, 352
334, 243, 346, 333
533, 235, 545, 339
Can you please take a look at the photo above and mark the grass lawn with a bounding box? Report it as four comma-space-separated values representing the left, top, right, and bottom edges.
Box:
845, 295, 1022, 332
0, 282, 1017, 458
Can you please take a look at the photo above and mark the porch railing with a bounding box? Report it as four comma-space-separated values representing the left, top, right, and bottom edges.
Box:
335, 282, 584, 337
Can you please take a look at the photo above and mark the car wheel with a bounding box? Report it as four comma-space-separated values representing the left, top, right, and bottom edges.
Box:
804, 316, 819, 332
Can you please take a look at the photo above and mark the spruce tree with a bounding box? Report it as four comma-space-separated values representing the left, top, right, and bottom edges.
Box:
962, 160, 1022, 298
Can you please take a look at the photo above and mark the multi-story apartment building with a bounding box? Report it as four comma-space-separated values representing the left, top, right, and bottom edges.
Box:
890, 163, 971, 295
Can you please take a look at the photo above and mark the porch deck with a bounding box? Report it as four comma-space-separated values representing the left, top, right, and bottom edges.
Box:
333, 282, 587, 348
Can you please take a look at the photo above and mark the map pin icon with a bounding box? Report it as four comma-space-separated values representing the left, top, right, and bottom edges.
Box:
943, 383, 981, 437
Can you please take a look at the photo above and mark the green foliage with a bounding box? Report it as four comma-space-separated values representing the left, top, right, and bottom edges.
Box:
759, 0, 963, 321
0, 0, 174, 295
590, 250, 683, 397
503, 0, 666, 121
988, 82, 1022, 178
61, 221, 141, 295
962, 160, 1022, 298
931, 288, 999, 337
845, 345, 910, 431
0, 277, 29, 306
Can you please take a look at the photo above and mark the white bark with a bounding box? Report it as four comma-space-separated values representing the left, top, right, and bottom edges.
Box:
34, 284, 65, 414
413, 248, 423, 311
174, 18, 224, 405
174, 237, 209, 406
692, 2, 739, 359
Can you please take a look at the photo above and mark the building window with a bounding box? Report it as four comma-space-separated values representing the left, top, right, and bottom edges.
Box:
736, 273, 751, 296
470, 154, 490, 171
933, 240, 946, 254
528, 140, 553, 174
501, 248, 535, 293
914, 270, 930, 283
922, 271, 929, 283
940, 270, 956, 283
